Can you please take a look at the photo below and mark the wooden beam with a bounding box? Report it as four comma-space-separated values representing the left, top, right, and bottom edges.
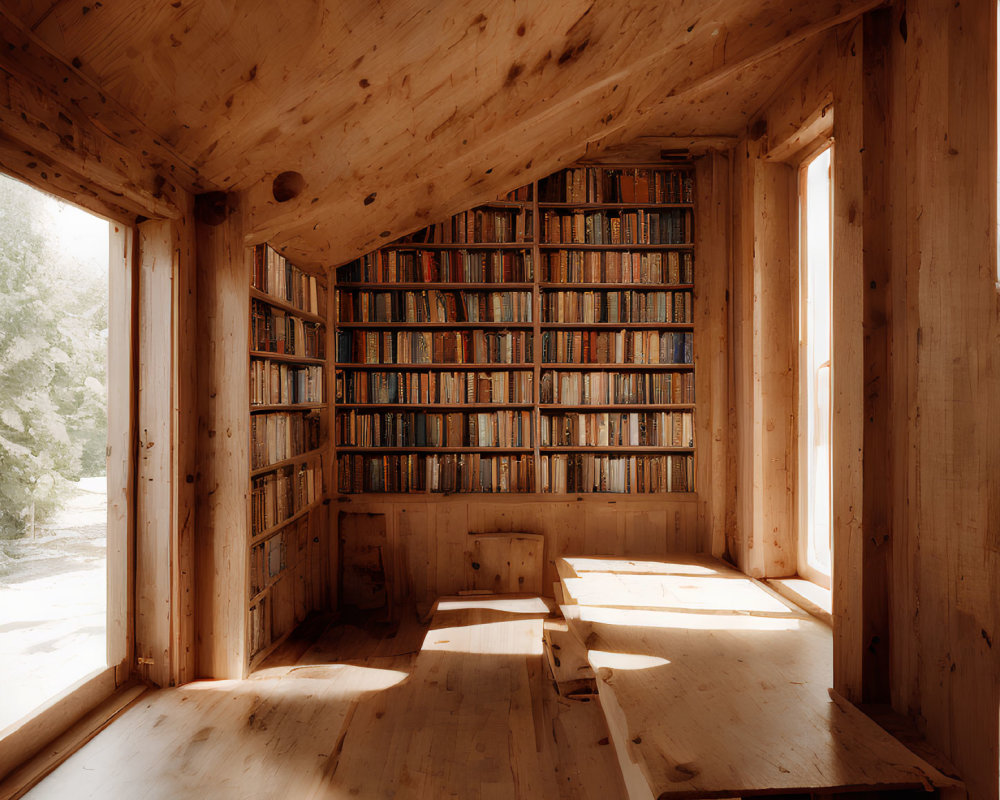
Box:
765, 98, 834, 163
238, 0, 892, 266
194, 191, 250, 680
660, 0, 886, 104
0, 7, 207, 216
731, 135, 797, 578
135, 220, 175, 688
831, 20, 865, 705
860, 7, 892, 705
0, 132, 137, 224
695, 151, 732, 558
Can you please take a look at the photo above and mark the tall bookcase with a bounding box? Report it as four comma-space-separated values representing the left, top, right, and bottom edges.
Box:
334, 164, 695, 495
247, 244, 329, 664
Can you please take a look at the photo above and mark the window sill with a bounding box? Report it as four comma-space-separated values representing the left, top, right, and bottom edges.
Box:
765, 577, 832, 626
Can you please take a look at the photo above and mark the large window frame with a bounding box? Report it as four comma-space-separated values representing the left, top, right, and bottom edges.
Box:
0, 196, 134, 780
796, 143, 834, 590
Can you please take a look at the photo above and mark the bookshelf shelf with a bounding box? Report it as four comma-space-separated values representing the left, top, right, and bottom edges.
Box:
336, 282, 535, 290
539, 445, 695, 453
538, 202, 694, 210
245, 243, 332, 669
539, 322, 693, 330
540, 362, 694, 370
337, 321, 534, 330
538, 403, 695, 411
249, 287, 326, 324
538, 282, 694, 290
337, 446, 535, 454
335, 164, 696, 495
249, 350, 325, 365
380, 242, 532, 251
538, 243, 694, 250
337, 403, 535, 411
250, 446, 327, 478
250, 403, 327, 413
251, 498, 324, 543
339, 363, 536, 371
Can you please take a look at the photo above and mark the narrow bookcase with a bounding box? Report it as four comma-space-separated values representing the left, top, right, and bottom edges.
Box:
247, 244, 330, 664
334, 164, 695, 495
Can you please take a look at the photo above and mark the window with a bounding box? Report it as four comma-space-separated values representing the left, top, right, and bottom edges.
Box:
0, 173, 127, 731
799, 146, 833, 584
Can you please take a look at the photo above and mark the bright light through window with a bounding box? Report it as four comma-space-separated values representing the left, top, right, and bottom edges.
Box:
802, 147, 832, 577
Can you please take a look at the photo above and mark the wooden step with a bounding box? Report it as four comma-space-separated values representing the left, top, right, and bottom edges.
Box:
543, 619, 597, 699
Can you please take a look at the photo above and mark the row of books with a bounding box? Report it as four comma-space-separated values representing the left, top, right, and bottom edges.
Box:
540, 411, 694, 447
338, 290, 533, 323
249, 527, 287, 597
501, 186, 532, 202
542, 290, 692, 324
250, 359, 324, 406
398, 209, 533, 245
541, 453, 694, 493
540, 209, 692, 246
249, 596, 268, 656
337, 370, 533, 405
252, 244, 327, 316
538, 168, 694, 205
250, 457, 324, 536
337, 330, 533, 365
541, 249, 693, 285
338, 249, 533, 284
540, 370, 694, 405
251, 299, 325, 359
336, 410, 532, 448
250, 410, 323, 470
540, 330, 693, 364
337, 453, 535, 493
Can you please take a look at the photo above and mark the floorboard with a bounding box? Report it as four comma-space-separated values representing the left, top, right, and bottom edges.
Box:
557, 555, 959, 800
24, 599, 626, 800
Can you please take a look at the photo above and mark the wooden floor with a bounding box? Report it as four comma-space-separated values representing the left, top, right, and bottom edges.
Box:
556, 555, 958, 800
23, 597, 626, 800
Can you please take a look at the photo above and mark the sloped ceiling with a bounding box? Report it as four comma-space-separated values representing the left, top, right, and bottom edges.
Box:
1, 0, 876, 265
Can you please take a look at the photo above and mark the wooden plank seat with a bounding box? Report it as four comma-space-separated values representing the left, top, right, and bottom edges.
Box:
555, 555, 959, 800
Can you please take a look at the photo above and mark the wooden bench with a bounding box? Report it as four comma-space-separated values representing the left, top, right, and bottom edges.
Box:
555, 555, 960, 800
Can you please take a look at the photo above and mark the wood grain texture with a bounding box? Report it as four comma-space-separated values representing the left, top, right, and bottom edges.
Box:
557, 555, 956, 799
879, 4, 1000, 800
730, 135, 797, 578
135, 220, 175, 688
694, 151, 730, 560
831, 19, 865, 706
466, 532, 544, 595
21, 602, 627, 800
3, 0, 880, 267
337, 494, 703, 607
194, 192, 250, 679
106, 223, 133, 677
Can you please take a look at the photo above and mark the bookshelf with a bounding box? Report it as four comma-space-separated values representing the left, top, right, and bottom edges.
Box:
334, 165, 695, 495
247, 244, 330, 664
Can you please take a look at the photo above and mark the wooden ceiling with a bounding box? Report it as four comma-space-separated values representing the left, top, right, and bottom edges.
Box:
1, 0, 879, 266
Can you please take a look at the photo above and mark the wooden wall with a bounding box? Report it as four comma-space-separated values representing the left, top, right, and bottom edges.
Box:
878, 3, 1000, 799
735, 8, 1000, 799
337, 495, 703, 606
729, 132, 798, 578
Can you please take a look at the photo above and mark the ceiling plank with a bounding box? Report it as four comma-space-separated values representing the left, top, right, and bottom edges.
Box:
245, 0, 883, 265
0, 70, 181, 219
0, 6, 209, 203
